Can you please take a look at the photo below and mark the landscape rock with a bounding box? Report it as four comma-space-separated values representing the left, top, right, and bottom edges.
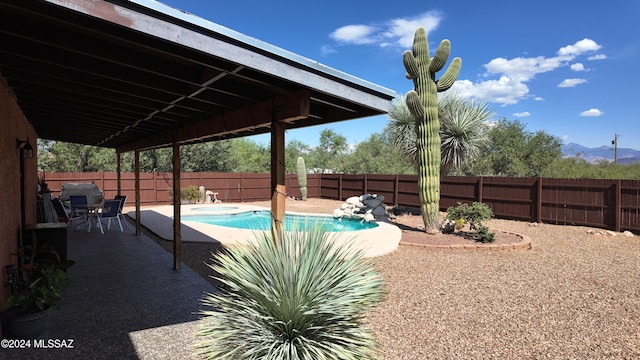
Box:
332, 193, 389, 222
623, 230, 634, 237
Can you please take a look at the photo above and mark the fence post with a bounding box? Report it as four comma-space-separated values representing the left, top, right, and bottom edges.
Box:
363, 173, 368, 195
338, 174, 343, 201
536, 177, 543, 223
477, 176, 484, 203
615, 179, 621, 232
394, 174, 399, 206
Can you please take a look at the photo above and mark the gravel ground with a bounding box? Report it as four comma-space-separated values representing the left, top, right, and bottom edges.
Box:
145, 199, 640, 359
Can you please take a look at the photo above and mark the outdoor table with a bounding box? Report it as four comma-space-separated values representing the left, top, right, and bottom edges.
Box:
74, 203, 102, 232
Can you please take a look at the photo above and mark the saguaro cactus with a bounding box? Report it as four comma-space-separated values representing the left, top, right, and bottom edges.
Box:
296, 156, 307, 200
403, 27, 461, 234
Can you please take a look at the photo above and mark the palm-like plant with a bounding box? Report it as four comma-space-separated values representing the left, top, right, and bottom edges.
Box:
387, 93, 491, 175
439, 93, 492, 174
196, 224, 386, 360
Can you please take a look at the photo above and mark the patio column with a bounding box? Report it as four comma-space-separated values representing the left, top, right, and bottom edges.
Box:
172, 141, 181, 270
135, 149, 141, 236
116, 152, 121, 195
271, 112, 286, 243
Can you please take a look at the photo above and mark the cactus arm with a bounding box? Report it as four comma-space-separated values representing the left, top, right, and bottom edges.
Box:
436, 57, 462, 92
429, 39, 451, 73
403, 50, 419, 79
406, 91, 425, 120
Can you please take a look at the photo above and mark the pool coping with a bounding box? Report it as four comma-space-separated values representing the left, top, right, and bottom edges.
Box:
127, 203, 402, 258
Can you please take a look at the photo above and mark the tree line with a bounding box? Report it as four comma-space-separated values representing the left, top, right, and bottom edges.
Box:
37, 95, 639, 180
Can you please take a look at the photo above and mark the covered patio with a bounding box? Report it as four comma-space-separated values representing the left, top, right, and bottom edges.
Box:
0, 0, 394, 350
3, 222, 215, 359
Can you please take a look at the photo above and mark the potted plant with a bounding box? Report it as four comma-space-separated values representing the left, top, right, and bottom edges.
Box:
2, 238, 74, 339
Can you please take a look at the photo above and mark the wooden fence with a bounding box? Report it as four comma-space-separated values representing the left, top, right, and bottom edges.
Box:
42, 172, 321, 206
320, 174, 640, 233
42, 172, 640, 233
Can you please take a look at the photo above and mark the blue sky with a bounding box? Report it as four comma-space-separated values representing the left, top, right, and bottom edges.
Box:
158, 0, 639, 150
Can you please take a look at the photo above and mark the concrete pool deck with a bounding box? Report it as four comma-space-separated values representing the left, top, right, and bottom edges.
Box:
127, 203, 402, 258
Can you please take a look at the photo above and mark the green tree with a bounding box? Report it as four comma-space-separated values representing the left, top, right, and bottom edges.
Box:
342, 132, 414, 174
466, 119, 562, 176
310, 129, 349, 173
285, 139, 312, 173
181, 141, 233, 172
227, 138, 270, 173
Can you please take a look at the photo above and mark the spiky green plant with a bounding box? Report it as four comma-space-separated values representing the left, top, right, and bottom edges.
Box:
296, 156, 308, 201
403, 27, 461, 234
196, 224, 386, 360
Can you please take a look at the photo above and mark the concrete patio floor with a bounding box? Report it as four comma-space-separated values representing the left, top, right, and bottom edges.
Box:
2, 221, 217, 360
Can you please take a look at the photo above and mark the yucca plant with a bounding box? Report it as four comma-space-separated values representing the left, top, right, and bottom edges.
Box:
196, 224, 386, 360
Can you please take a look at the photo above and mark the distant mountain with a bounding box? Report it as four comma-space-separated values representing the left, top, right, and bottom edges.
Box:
562, 142, 640, 164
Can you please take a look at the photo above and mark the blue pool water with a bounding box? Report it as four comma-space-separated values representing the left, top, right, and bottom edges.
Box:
182, 211, 378, 232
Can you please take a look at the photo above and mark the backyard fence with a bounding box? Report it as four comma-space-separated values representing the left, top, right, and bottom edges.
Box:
42, 172, 321, 206
320, 174, 640, 233
42, 172, 640, 233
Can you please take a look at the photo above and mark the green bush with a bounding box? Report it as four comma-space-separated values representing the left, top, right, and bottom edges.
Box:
196, 224, 386, 359
168, 185, 201, 204
445, 201, 493, 230
475, 225, 495, 243
445, 202, 495, 242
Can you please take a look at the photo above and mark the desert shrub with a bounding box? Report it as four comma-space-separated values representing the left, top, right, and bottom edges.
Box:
168, 185, 201, 204
196, 224, 386, 359
445, 202, 495, 242
475, 225, 495, 243
445, 201, 493, 230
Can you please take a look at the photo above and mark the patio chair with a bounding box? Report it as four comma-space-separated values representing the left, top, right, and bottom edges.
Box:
68, 195, 88, 230
97, 199, 123, 234
52, 198, 70, 223
114, 195, 129, 228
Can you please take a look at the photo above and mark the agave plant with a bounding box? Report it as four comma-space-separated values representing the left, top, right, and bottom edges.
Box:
196, 224, 386, 360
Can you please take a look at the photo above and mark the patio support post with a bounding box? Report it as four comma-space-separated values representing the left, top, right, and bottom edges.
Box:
270, 110, 286, 244
135, 149, 141, 236
116, 152, 121, 195
172, 141, 181, 270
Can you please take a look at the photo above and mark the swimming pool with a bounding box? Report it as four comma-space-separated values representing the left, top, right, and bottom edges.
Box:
189, 206, 239, 211
182, 210, 378, 232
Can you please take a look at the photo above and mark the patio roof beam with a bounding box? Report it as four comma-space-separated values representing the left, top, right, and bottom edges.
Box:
115, 89, 311, 153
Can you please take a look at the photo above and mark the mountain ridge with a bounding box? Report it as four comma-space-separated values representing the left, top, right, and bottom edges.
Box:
562, 142, 640, 164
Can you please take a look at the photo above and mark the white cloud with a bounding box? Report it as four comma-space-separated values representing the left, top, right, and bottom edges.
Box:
383, 11, 442, 48
330, 25, 378, 45
328, 11, 442, 49
558, 78, 587, 87
580, 108, 604, 117
513, 112, 531, 117
588, 54, 607, 60
461, 38, 604, 106
534, 96, 545, 101
452, 76, 529, 105
570, 63, 586, 71
557, 38, 602, 56
484, 56, 564, 82
320, 45, 337, 55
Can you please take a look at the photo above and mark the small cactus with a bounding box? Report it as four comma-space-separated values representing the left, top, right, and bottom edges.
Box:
296, 156, 307, 200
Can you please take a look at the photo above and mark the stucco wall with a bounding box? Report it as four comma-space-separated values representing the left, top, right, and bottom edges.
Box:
0, 78, 38, 313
